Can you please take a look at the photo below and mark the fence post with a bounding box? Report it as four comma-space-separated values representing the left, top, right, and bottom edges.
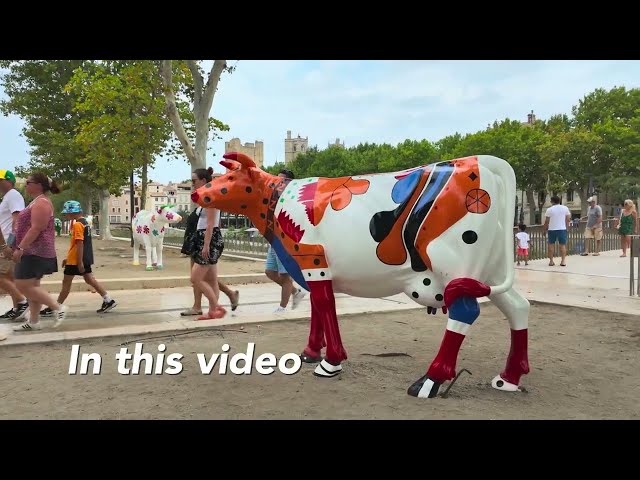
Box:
631, 236, 640, 296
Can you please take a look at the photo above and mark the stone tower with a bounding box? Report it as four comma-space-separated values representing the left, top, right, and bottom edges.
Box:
328, 137, 345, 148
284, 130, 308, 165
224, 137, 264, 168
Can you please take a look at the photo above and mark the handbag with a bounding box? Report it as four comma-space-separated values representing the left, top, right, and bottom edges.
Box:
181, 207, 202, 255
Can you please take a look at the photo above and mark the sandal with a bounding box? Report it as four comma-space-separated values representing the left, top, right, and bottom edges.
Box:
197, 306, 227, 321
180, 309, 203, 316
230, 290, 240, 311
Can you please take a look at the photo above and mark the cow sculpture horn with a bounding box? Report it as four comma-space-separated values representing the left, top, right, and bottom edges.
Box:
223, 151, 256, 169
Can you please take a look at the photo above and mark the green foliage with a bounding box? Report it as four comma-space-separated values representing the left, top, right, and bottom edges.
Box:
65, 60, 172, 195
0, 60, 94, 184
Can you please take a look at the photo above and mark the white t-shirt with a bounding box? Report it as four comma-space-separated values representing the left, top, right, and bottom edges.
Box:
545, 204, 571, 231
0, 189, 25, 239
515, 231, 530, 249
196, 207, 220, 231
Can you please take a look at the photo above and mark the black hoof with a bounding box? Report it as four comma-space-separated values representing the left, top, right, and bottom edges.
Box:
407, 375, 441, 398
300, 352, 322, 363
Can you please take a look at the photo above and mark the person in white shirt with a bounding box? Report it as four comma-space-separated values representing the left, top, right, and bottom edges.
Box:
543, 195, 571, 267
515, 223, 530, 266
0, 170, 29, 320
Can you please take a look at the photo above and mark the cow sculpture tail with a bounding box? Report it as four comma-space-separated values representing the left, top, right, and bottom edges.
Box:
481, 155, 516, 296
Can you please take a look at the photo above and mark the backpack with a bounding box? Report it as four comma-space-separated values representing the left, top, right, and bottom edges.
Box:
181, 207, 202, 255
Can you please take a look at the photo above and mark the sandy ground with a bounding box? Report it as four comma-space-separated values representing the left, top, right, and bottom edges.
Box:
42, 237, 264, 280
1, 302, 638, 419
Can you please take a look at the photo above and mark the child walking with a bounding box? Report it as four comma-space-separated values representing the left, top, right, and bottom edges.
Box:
515, 223, 530, 266
41, 201, 116, 316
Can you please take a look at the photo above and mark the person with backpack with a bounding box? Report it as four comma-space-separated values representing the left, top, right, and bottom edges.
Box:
180, 167, 239, 317
40, 200, 116, 317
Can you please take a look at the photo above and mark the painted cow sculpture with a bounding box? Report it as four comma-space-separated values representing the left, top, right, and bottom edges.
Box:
192, 152, 530, 399
132, 206, 182, 271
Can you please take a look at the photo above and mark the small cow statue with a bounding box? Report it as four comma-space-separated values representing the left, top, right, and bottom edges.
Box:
192, 152, 530, 399
132, 205, 182, 271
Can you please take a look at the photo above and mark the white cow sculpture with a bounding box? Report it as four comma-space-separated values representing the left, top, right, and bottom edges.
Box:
132, 206, 183, 271
192, 152, 531, 400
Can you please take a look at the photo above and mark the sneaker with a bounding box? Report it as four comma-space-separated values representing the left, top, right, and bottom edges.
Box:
15, 302, 30, 320
97, 299, 117, 313
52, 304, 68, 328
273, 306, 287, 315
13, 320, 42, 331
40, 307, 54, 317
1, 302, 29, 320
291, 289, 306, 310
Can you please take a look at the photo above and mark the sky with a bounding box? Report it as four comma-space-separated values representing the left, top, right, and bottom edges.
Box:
1, 60, 640, 185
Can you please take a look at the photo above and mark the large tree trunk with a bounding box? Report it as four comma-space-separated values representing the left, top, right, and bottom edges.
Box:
141, 155, 148, 211
160, 60, 227, 172
99, 189, 112, 240
576, 185, 589, 217
526, 189, 537, 225
83, 191, 93, 216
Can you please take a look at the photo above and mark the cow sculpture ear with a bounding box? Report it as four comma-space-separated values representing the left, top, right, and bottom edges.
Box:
220, 160, 236, 171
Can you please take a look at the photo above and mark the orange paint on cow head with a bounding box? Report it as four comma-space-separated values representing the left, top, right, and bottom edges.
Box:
191, 152, 283, 235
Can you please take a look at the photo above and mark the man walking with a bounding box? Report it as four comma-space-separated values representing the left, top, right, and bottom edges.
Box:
580, 196, 603, 256
543, 195, 571, 266
265, 168, 306, 314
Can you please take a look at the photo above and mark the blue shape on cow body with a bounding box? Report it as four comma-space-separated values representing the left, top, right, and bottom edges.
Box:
270, 237, 310, 292
414, 164, 454, 211
448, 296, 480, 325
391, 169, 423, 204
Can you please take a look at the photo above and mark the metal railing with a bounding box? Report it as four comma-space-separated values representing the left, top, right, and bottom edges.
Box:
514, 219, 620, 262
160, 227, 270, 258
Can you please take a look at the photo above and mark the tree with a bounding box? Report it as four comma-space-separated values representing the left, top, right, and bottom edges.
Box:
538, 127, 604, 217
64, 61, 179, 238
570, 86, 639, 210
0, 60, 99, 210
435, 133, 463, 159
160, 60, 233, 172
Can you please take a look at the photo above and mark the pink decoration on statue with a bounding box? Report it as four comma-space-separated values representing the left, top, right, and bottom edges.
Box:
191, 152, 530, 399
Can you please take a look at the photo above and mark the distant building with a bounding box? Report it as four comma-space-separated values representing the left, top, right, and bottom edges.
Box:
108, 186, 139, 224
225, 137, 264, 168
521, 110, 537, 126
284, 130, 308, 164
328, 137, 345, 148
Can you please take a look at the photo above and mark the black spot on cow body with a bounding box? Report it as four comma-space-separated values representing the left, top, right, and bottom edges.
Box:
462, 231, 478, 244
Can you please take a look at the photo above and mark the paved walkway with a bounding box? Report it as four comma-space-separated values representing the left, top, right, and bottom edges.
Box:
0, 247, 637, 346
